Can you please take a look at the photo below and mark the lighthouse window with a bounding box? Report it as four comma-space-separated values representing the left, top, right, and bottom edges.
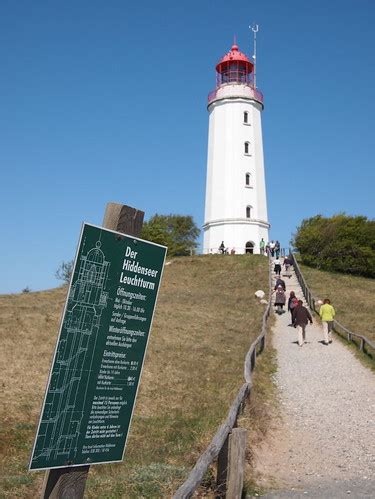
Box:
245, 173, 251, 187
243, 112, 248, 124
244, 142, 250, 155
246, 206, 252, 218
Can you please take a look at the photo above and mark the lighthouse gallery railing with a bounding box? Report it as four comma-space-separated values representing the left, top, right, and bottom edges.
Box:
208, 83, 264, 105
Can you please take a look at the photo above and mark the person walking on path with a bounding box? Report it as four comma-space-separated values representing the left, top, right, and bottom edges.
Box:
287, 291, 299, 325
274, 257, 282, 276
283, 255, 293, 269
219, 241, 225, 254
293, 299, 313, 347
319, 298, 336, 345
283, 256, 293, 278
274, 286, 286, 314
260, 238, 265, 255
275, 240, 281, 258
274, 277, 286, 291
269, 240, 276, 257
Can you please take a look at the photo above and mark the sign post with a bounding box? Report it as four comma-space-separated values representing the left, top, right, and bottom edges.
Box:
31, 203, 166, 497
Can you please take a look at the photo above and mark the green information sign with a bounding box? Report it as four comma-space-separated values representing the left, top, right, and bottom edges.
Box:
30, 223, 167, 471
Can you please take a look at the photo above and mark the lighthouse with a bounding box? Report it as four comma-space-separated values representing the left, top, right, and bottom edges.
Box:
203, 41, 270, 254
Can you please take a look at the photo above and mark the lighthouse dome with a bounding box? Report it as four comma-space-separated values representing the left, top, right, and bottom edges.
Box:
216, 44, 253, 72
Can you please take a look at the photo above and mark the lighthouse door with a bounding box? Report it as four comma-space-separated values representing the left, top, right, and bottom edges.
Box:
245, 241, 254, 254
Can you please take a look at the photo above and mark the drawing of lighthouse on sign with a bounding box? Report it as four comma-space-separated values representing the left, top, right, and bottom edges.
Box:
31, 240, 110, 466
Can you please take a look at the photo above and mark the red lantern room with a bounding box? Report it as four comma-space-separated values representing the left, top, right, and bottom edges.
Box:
215, 44, 254, 86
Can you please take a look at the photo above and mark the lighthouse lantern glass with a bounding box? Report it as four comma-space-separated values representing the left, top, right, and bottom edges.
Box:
217, 61, 250, 85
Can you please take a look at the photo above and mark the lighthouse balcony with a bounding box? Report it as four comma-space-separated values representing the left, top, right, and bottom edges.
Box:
203, 217, 270, 230
208, 83, 264, 106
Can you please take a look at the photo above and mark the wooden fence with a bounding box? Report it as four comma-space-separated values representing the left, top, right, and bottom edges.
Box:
291, 253, 375, 359
173, 259, 273, 498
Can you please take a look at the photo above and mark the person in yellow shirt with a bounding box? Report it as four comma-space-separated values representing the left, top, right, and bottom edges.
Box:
319, 298, 336, 345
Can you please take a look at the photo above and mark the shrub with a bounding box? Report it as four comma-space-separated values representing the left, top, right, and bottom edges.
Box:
293, 214, 375, 277
141, 214, 200, 256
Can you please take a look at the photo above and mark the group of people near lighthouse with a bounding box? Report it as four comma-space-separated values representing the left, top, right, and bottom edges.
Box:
273, 255, 336, 347
259, 238, 281, 257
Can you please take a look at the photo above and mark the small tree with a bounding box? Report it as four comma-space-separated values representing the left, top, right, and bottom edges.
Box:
141, 214, 200, 256
55, 260, 74, 284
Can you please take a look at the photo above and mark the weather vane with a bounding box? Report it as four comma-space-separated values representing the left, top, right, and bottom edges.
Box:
250, 23, 259, 88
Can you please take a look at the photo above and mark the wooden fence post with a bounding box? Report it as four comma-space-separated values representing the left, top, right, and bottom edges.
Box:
41, 202, 144, 499
226, 428, 247, 499
215, 428, 247, 499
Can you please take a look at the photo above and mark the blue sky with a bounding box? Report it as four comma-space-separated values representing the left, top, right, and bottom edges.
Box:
1, 0, 374, 293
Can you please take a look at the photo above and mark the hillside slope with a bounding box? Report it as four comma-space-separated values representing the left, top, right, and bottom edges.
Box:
0, 254, 269, 498
299, 264, 375, 342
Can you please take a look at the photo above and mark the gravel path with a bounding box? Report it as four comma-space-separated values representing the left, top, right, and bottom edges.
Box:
252, 269, 375, 498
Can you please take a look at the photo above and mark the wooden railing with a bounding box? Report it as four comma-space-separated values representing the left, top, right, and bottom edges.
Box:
173, 259, 273, 498
291, 253, 375, 358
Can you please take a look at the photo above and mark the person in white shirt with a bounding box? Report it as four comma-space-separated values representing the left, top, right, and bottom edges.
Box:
274, 257, 281, 275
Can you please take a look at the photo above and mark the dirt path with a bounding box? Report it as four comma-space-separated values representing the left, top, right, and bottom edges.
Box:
252, 268, 375, 498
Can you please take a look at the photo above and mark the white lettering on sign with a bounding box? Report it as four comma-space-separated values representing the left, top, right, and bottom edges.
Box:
125, 246, 138, 259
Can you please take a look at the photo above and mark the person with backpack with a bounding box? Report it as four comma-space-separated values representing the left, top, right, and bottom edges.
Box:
283, 256, 293, 270
288, 291, 299, 325
319, 298, 336, 345
293, 300, 313, 347
274, 285, 286, 314
274, 277, 286, 291
283, 256, 293, 278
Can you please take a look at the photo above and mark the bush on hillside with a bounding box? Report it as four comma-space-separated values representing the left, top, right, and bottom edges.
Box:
141, 214, 200, 256
293, 214, 375, 277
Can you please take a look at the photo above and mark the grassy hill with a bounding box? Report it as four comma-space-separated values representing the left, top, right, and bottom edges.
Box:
299, 263, 375, 342
0, 254, 270, 498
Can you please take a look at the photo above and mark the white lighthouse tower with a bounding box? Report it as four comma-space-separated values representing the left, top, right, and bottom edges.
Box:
203, 41, 270, 254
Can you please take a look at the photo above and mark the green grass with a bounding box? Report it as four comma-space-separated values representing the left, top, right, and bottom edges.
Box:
0, 254, 270, 498
299, 263, 375, 342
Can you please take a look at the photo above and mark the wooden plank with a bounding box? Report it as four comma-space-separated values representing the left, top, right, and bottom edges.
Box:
226, 428, 247, 499
42, 466, 89, 499
251, 348, 256, 371
103, 202, 144, 236
244, 346, 255, 383
41, 202, 144, 499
